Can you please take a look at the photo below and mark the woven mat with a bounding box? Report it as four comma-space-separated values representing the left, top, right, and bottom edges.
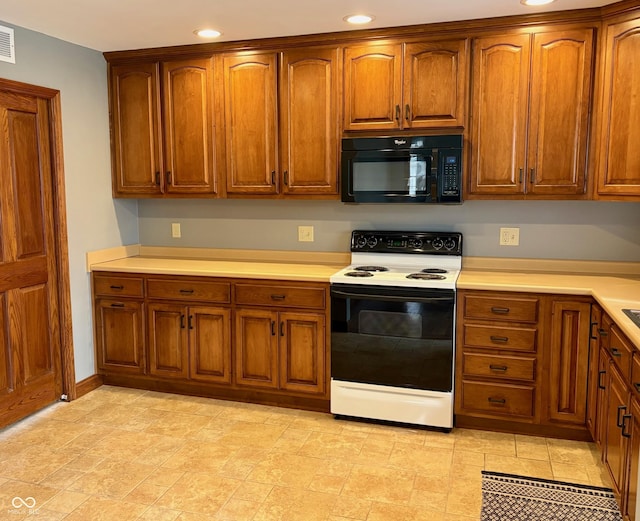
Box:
481, 471, 623, 521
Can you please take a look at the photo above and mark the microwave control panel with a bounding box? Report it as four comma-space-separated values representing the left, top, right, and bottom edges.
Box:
438, 152, 461, 202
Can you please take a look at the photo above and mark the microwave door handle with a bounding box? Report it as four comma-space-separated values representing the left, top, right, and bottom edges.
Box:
331, 290, 453, 304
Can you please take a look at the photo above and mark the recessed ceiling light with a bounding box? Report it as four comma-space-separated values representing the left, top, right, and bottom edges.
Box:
194, 29, 222, 38
520, 0, 556, 6
343, 14, 375, 25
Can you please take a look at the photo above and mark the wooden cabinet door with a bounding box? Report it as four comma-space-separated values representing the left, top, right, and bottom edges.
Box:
624, 398, 640, 520
280, 47, 340, 195
587, 305, 602, 438
109, 62, 163, 195
343, 43, 402, 130
279, 312, 325, 394
162, 58, 218, 195
95, 299, 145, 374
235, 309, 278, 388
188, 306, 231, 384
147, 303, 189, 378
527, 29, 593, 196
547, 299, 591, 425
223, 53, 278, 194
605, 365, 630, 496
597, 18, 640, 197
469, 34, 530, 195
0, 93, 62, 428
403, 40, 467, 128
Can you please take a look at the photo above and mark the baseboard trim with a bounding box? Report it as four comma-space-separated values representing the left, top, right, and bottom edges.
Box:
75, 374, 103, 399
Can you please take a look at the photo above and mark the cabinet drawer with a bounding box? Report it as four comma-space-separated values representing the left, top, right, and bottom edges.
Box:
235, 283, 325, 309
462, 352, 536, 381
463, 324, 537, 352
147, 278, 231, 303
632, 354, 640, 398
610, 325, 633, 381
464, 295, 539, 322
461, 381, 535, 418
94, 274, 144, 298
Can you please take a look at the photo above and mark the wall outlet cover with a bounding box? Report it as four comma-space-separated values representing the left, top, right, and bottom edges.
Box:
298, 225, 314, 242
171, 222, 181, 238
499, 227, 519, 246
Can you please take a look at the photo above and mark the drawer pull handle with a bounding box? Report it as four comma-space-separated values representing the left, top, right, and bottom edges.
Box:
635, 383, 640, 393
110, 285, 124, 290
271, 321, 276, 336
488, 397, 506, 405
110, 303, 125, 308
599, 328, 608, 337
598, 370, 606, 390
491, 307, 510, 314
623, 414, 632, 438
489, 365, 508, 372
611, 348, 622, 357
490, 336, 509, 343
180, 289, 194, 294
270, 295, 286, 301
617, 405, 627, 428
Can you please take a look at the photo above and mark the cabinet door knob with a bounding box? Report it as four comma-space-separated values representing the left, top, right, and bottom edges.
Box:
271, 320, 276, 336
518, 168, 523, 183
188, 315, 194, 330
529, 168, 535, 183
180, 314, 185, 329
271, 171, 276, 185
617, 405, 627, 428
405, 104, 410, 122
283, 171, 288, 185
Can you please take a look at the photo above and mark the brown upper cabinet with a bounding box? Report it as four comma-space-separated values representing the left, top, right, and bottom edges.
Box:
223, 47, 340, 196
109, 58, 218, 197
596, 14, 640, 200
468, 28, 594, 198
343, 39, 468, 131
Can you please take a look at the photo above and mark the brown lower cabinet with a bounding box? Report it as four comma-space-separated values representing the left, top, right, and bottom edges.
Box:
456, 289, 592, 437
93, 272, 329, 411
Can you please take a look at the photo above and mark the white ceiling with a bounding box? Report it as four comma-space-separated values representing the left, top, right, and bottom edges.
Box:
1, 0, 614, 52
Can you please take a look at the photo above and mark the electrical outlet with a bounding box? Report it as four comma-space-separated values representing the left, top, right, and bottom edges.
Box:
171, 222, 181, 238
298, 225, 314, 242
499, 227, 520, 246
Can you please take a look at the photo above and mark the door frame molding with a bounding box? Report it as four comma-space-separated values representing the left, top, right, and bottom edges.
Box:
0, 78, 76, 399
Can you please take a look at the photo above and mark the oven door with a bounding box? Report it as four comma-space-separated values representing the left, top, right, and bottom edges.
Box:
330, 284, 455, 392
341, 149, 434, 203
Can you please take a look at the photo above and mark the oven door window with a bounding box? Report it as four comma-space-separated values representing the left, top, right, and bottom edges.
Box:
349, 151, 432, 202
331, 286, 454, 392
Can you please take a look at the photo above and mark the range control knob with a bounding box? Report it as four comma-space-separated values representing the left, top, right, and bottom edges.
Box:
432, 238, 444, 250
444, 238, 457, 251
411, 239, 423, 249
367, 236, 378, 248
355, 235, 367, 248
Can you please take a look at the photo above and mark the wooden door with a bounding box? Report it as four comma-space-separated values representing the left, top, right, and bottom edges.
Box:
343, 43, 402, 130
527, 29, 593, 196
223, 53, 278, 194
624, 398, 640, 520
109, 62, 163, 196
147, 303, 188, 378
469, 34, 530, 195
280, 47, 340, 195
547, 299, 591, 425
188, 306, 231, 384
605, 365, 630, 496
278, 312, 325, 394
597, 18, 640, 197
162, 58, 218, 195
587, 305, 602, 438
403, 39, 468, 128
95, 299, 145, 374
235, 309, 278, 388
0, 92, 62, 427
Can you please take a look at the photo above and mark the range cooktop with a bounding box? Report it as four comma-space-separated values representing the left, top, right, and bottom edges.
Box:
623, 309, 640, 329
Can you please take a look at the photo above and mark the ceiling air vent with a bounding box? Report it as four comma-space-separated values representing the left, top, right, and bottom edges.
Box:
0, 25, 15, 64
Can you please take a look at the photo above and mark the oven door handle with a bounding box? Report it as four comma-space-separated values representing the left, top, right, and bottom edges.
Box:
330, 290, 453, 304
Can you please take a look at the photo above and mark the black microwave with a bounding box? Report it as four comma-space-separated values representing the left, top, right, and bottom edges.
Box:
341, 135, 463, 203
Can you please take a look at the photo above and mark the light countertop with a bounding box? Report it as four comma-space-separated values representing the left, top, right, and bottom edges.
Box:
89, 247, 640, 349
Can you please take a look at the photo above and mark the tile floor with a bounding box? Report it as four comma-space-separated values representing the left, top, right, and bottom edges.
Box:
0, 386, 611, 520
